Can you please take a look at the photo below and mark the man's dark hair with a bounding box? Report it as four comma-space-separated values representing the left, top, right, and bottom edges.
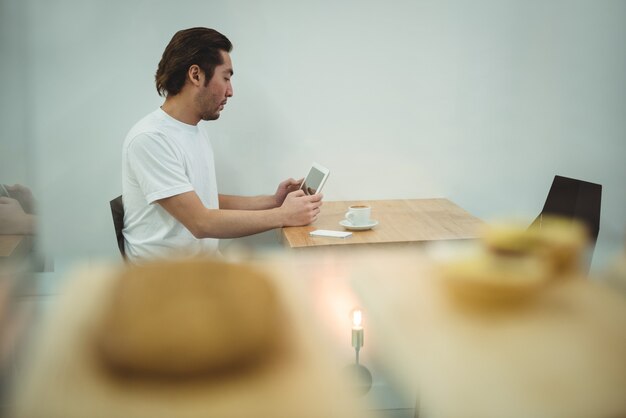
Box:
155, 27, 232, 97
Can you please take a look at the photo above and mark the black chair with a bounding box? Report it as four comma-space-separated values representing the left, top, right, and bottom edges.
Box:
109, 195, 126, 259
531, 175, 602, 270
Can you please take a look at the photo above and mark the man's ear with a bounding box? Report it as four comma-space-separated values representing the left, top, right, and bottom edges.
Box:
188, 65, 202, 86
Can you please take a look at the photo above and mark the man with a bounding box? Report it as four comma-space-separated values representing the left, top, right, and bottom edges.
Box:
122, 28, 322, 261
0, 184, 36, 235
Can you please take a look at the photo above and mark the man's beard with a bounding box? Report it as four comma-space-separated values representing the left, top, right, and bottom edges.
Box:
200, 111, 220, 121
196, 93, 220, 121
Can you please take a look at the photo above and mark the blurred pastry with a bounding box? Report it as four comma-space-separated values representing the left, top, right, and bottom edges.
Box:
486, 217, 588, 277
439, 217, 589, 307
439, 251, 549, 307
97, 258, 283, 377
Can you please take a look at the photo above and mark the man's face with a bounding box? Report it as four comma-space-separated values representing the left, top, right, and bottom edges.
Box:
196, 50, 233, 121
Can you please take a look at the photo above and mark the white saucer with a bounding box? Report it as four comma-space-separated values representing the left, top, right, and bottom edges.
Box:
339, 219, 379, 231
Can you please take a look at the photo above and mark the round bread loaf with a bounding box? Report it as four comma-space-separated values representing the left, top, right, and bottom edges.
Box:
485, 218, 588, 277
439, 218, 589, 308
439, 253, 549, 307
97, 258, 282, 377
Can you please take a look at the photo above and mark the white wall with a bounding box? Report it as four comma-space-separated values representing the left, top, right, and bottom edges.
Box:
2, 0, 625, 270
0, 0, 31, 185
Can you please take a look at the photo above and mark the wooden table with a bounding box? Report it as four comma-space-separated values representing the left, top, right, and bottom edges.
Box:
0, 235, 32, 258
281, 198, 483, 248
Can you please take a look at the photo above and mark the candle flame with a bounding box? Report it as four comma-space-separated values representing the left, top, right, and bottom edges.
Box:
352, 309, 362, 327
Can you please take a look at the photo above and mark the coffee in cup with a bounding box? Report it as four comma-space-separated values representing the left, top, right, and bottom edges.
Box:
345, 205, 371, 226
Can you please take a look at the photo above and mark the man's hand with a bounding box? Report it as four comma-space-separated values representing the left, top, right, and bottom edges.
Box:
0, 197, 35, 235
279, 190, 323, 226
273, 178, 303, 207
4, 184, 36, 214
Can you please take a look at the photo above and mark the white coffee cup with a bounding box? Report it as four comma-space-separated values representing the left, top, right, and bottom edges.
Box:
345, 205, 371, 226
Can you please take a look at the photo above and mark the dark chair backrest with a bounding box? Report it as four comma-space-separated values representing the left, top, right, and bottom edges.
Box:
534, 175, 602, 243
109, 195, 126, 258
531, 176, 602, 275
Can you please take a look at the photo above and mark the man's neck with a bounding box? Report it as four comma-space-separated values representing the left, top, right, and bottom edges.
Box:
161, 95, 200, 126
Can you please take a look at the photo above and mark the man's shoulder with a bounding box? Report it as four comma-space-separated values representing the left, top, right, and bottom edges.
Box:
126, 109, 166, 136
124, 109, 170, 147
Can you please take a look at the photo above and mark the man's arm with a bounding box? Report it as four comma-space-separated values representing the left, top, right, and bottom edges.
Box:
158, 189, 322, 239
4, 184, 36, 214
219, 178, 303, 210
218, 194, 278, 211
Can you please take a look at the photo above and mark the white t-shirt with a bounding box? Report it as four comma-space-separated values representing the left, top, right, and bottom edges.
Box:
122, 108, 219, 261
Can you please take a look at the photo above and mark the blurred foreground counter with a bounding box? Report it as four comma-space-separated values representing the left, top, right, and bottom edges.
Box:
263, 247, 626, 418
8, 259, 376, 418
346, 248, 626, 418
8, 247, 626, 418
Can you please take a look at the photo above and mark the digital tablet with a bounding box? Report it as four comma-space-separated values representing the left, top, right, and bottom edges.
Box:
0, 184, 9, 198
300, 163, 330, 195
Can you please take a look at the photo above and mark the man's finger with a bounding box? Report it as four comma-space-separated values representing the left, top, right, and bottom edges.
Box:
289, 189, 305, 198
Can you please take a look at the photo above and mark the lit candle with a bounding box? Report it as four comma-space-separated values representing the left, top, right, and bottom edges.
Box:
348, 309, 372, 394
351, 309, 364, 353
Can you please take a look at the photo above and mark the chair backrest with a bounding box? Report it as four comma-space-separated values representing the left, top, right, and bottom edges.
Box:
534, 175, 602, 243
109, 195, 126, 258
531, 176, 602, 275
